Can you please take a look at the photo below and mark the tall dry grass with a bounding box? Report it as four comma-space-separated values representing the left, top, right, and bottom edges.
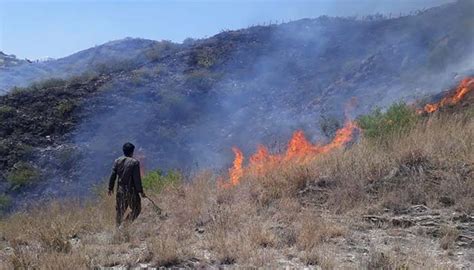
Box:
313, 113, 474, 213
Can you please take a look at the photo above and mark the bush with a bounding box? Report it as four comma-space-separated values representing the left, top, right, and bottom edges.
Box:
142, 169, 183, 193
357, 103, 417, 142
7, 162, 40, 190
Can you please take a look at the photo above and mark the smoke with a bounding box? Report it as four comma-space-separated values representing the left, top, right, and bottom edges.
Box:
14, 0, 474, 205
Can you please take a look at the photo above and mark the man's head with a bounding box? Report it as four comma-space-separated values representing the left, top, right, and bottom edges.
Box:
123, 142, 135, 157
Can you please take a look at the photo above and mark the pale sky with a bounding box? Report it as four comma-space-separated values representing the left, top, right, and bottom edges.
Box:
0, 0, 455, 60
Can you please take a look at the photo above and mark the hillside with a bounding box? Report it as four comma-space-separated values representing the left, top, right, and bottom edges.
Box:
0, 38, 160, 94
0, 89, 472, 268
0, 52, 29, 70
0, 0, 473, 209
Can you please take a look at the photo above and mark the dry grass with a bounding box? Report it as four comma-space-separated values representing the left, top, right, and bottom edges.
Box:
439, 225, 460, 250
296, 211, 347, 250
301, 247, 336, 269
309, 114, 474, 213
0, 111, 472, 268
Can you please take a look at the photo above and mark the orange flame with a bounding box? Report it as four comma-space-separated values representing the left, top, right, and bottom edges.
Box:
223, 120, 359, 187
229, 147, 244, 186
285, 130, 323, 160
419, 77, 474, 114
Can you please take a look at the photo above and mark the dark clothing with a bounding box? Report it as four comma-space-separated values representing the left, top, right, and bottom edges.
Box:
109, 156, 143, 226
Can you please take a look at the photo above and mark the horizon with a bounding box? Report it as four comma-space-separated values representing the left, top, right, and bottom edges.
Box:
0, 0, 455, 60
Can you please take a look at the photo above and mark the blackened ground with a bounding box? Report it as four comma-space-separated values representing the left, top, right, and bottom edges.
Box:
0, 75, 112, 190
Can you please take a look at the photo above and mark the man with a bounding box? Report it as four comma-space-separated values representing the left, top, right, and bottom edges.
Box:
108, 142, 146, 226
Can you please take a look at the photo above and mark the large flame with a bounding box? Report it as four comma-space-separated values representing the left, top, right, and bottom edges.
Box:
223, 120, 359, 187
419, 77, 474, 114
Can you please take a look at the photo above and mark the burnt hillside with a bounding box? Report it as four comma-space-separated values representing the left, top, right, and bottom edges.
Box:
0, 0, 473, 208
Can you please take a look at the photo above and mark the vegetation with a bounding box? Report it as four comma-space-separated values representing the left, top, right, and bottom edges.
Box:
145, 40, 176, 61
31, 78, 67, 91
194, 48, 219, 69
142, 169, 183, 194
94, 59, 139, 74
6, 162, 40, 190
0, 103, 471, 268
357, 102, 417, 142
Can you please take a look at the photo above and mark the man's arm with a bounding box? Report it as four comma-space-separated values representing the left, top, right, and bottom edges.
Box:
108, 160, 118, 195
133, 160, 145, 197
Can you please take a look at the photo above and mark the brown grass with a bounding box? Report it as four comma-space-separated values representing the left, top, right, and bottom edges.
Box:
310, 114, 474, 213
0, 111, 472, 268
439, 225, 460, 250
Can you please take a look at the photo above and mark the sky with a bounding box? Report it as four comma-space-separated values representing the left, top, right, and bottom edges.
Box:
0, 0, 455, 60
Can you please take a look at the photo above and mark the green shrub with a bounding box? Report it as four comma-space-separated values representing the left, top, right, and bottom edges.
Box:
357, 103, 417, 142
142, 169, 183, 193
7, 162, 40, 190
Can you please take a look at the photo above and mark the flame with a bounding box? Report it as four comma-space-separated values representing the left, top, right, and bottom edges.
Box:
285, 130, 323, 160
224, 120, 359, 187
229, 147, 244, 186
223, 77, 474, 187
419, 77, 474, 114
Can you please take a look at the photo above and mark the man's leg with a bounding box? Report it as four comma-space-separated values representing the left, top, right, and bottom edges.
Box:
126, 192, 141, 222
115, 187, 128, 227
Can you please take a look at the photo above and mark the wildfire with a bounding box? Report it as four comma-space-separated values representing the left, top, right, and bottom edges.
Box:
222, 120, 359, 187
418, 77, 474, 114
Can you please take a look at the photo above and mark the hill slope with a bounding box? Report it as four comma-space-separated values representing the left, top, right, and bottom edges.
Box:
0, 0, 473, 208
0, 91, 472, 269
0, 38, 160, 94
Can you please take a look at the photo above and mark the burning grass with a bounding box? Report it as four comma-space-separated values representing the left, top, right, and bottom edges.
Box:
0, 101, 473, 268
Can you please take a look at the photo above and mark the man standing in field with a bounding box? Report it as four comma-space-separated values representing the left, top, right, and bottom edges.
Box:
108, 142, 146, 227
